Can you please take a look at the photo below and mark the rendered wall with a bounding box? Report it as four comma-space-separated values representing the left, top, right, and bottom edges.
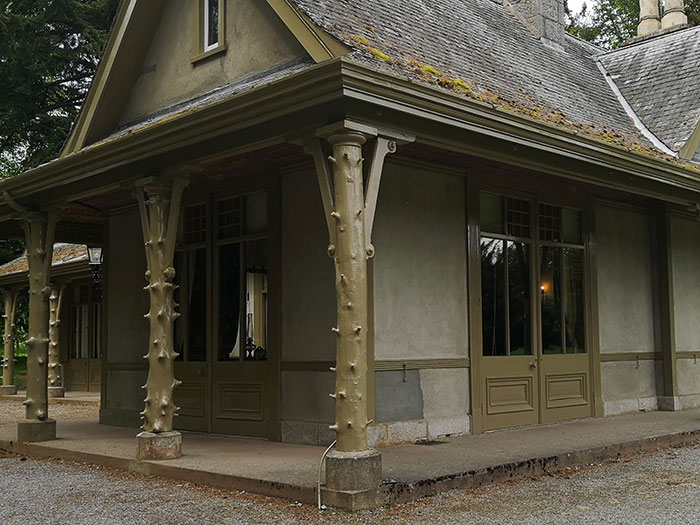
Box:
100, 209, 149, 427
279, 164, 470, 445
370, 163, 470, 444
596, 204, 660, 415
279, 170, 337, 445
671, 216, 700, 408
120, 0, 307, 126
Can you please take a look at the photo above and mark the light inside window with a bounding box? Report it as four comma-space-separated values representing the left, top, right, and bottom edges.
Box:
204, 0, 219, 52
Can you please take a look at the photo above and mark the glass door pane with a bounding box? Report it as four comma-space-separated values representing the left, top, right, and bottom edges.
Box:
540, 247, 563, 354
481, 238, 506, 356
507, 241, 531, 356
218, 243, 241, 361
563, 248, 586, 353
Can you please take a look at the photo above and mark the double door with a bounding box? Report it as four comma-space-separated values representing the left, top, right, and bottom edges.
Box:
478, 192, 592, 431
173, 189, 278, 439
65, 283, 102, 392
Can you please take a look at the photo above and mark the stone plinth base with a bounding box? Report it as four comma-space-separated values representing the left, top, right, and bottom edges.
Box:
659, 396, 680, 411
17, 419, 57, 442
48, 387, 65, 398
136, 431, 182, 460
322, 448, 382, 510
0, 385, 18, 396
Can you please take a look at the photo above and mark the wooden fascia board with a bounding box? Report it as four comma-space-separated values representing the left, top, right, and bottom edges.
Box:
680, 121, 700, 161
62, 0, 168, 155
265, 0, 349, 62
336, 60, 700, 202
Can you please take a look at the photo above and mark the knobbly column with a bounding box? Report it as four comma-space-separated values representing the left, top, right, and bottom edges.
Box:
322, 133, 381, 510
0, 288, 19, 395
19, 211, 58, 442
134, 175, 188, 460
47, 285, 65, 398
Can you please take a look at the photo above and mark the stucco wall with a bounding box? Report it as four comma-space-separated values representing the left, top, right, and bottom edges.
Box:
120, 0, 306, 126
671, 216, 700, 407
372, 163, 468, 362
100, 209, 149, 427
279, 170, 337, 444
279, 164, 470, 445
596, 204, 659, 415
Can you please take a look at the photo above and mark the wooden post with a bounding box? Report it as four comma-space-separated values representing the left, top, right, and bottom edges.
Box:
0, 288, 19, 395
306, 131, 399, 510
19, 210, 58, 441
327, 133, 372, 453
48, 285, 66, 397
134, 175, 188, 460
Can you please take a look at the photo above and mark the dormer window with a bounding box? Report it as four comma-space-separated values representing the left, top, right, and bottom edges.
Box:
204, 0, 219, 52
193, 0, 226, 62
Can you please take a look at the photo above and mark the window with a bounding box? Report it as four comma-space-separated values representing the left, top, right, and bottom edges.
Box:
204, 0, 219, 52
194, 0, 226, 61
479, 192, 586, 356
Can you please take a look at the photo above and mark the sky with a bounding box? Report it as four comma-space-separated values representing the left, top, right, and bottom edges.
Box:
568, 0, 589, 16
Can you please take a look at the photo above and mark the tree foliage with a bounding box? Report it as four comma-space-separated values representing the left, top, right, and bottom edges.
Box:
0, 0, 119, 175
566, 0, 700, 48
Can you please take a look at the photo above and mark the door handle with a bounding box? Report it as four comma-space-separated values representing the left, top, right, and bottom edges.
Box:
529, 361, 537, 369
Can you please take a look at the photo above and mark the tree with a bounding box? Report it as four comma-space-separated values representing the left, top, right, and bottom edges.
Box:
0, 0, 119, 176
566, 0, 700, 48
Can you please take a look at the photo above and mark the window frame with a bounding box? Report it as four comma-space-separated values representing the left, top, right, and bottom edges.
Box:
193, 0, 227, 63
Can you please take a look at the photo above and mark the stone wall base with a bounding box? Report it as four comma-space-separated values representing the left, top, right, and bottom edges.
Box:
281, 415, 471, 447
603, 396, 659, 416
17, 419, 56, 442
48, 387, 65, 398
136, 431, 182, 460
0, 385, 18, 396
322, 449, 382, 511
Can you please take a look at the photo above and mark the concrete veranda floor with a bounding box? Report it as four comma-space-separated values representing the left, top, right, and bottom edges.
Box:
2, 408, 700, 506
1, 390, 100, 406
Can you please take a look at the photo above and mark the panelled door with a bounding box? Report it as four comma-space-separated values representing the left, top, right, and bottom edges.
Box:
173, 189, 278, 439
65, 282, 102, 392
478, 191, 592, 431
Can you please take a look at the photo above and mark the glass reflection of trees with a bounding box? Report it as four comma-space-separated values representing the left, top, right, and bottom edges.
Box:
481, 238, 531, 357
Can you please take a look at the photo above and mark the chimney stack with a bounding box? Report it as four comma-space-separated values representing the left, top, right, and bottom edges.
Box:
510, 0, 566, 50
662, 0, 688, 29
638, 0, 661, 36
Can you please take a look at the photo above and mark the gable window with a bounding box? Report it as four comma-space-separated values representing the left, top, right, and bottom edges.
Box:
204, 0, 219, 52
194, 0, 226, 62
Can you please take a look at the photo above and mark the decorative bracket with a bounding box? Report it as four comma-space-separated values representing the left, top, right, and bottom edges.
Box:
304, 138, 337, 252
364, 137, 397, 257
305, 134, 400, 258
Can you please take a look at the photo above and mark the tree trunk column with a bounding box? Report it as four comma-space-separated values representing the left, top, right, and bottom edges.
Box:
48, 285, 65, 398
18, 211, 58, 442
323, 133, 382, 510
134, 176, 188, 460
0, 289, 19, 396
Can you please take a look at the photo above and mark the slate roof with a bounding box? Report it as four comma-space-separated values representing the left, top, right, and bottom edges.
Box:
599, 26, 700, 153
0, 244, 88, 278
289, 0, 645, 144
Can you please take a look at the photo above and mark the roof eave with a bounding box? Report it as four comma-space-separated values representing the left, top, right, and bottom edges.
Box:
2, 58, 700, 219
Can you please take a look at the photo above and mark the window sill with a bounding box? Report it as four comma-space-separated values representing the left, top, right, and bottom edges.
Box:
191, 43, 227, 65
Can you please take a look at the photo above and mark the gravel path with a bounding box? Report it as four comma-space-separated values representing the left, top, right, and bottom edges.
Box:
2, 397, 700, 524
2, 444, 700, 524
0, 397, 98, 425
